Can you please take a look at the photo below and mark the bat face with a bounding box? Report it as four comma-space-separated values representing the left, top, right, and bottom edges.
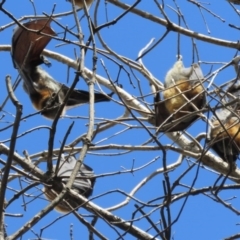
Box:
155, 61, 206, 132
12, 19, 56, 70
44, 156, 95, 213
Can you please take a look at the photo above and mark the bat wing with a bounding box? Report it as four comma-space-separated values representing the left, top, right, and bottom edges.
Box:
60, 84, 111, 109
154, 92, 169, 128
210, 138, 239, 162
154, 92, 196, 132
188, 63, 206, 113
12, 18, 56, 69
57, 155, 95, 198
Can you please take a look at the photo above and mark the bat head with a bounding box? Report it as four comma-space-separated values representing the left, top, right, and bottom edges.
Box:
43, 155, 95, 213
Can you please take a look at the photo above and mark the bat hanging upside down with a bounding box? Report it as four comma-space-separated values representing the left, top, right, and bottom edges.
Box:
155, 57, 206, 131
44, 155, 95, 213
11, 19, 111, 119
208, 84, 240, 163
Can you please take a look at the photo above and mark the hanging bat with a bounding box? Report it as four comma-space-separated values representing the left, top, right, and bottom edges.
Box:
155, 58, 206, 131
11, 19, 111, 119
208, 108, 240, 163
208, 83, 240, 163
44, 155, 95, 213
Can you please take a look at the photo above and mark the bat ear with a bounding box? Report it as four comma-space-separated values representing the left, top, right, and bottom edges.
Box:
12, 18, 56, 69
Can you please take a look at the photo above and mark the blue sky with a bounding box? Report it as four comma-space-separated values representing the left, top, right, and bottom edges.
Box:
1, 0, 240, 239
